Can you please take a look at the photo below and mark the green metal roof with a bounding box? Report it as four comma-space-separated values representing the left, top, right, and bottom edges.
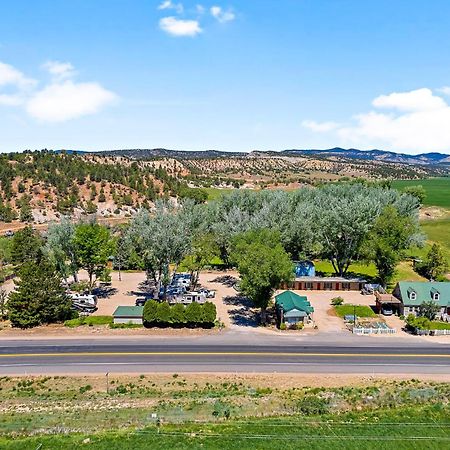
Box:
275, 290, 314, 314
113, 306, 144, 317
397, 282, 450, 307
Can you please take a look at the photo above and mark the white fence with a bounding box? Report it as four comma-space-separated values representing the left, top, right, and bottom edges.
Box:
353, 327, 396, 335
431, 329, 450, 336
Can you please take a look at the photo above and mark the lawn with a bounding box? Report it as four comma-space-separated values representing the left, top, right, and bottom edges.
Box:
391, 177, 450, 208
334, 304, 377, 318
64, 315, 113, 327
314, 259, 426, 286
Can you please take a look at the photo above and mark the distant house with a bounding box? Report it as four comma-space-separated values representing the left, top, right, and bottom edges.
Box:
112, 306, 144, 325
275, 290, 314, 326
287, 276, 366, 291
392, 281, 450, 320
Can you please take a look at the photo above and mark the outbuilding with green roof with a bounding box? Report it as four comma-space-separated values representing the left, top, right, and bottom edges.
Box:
275, 290, 314, 326
112, 306, 144, 325
393, 281, 450, 320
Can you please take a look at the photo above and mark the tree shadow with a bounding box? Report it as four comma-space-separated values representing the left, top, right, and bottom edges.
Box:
223, 294, 259, 327
92, 286, 118, 299
211, 275, 238, 287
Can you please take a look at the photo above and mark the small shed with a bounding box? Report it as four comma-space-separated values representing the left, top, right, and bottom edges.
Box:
113, 306, 144, 325
275, 290, 314, 326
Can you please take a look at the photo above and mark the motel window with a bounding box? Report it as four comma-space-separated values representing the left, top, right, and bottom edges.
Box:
324, 282, 332, 290
305, 282, 313, 290
342, 282, 350, 290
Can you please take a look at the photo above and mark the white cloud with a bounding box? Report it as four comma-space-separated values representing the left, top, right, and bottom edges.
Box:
159, 16, 202, 36
0, 59, 117, 122
372, 88, 446, 112
158, 0, 183, 14
0, 61, 36, 89
42, 60, 76, 80
0, 94, 24, 106
196, 4, 205, 14
26, 80, 117, 122
210, 5, 235, 23
303, 87, 450, 153
438, 86, 450, 96
301, 120, 340, 132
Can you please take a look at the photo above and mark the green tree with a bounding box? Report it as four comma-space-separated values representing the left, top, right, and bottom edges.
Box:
201, 301, 217, 325
403, 185, 426, 205
365, 206, 420, 287
73, 223, 115, 290
45, 218, 79, 282
156, 301, 171, 324
182, 233, 219, 289
418, 300, 440, 321
11, 226, 43, 265
0, 288, 8, 320
423, 243, 448, 281
143, 299, 158, 324
18, 195, 33, 223
231, 229, 294, 324
7, 258, 72, 328
185, 301, 202, 325
170, 303, 186, 324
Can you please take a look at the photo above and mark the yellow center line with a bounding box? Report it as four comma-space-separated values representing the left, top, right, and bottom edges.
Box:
0, 351, 449, 358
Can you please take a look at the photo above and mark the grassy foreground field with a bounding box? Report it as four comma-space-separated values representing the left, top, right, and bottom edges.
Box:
3, 406, 450, 449
0, 375, 449, 449
391, 177, 450, 208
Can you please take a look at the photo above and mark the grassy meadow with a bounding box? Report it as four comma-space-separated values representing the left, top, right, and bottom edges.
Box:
391, 177, 450, 208
0, 375, 449, 449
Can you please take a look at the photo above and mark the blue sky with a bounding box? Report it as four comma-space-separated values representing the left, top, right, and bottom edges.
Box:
1, 0, 450, 154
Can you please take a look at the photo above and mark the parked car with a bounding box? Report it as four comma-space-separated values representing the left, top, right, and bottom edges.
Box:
381, 306, 393, 316
135, 297, 148, 306
4, 230, 14, 237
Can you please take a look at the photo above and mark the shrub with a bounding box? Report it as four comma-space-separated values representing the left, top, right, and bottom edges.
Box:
156, 302, 171, 324
143, 300, 158, 324
185, 302, 202, 325
201, 301, 217, 324
279, 322, 287, 330
297, 396, 330, 415
331, 296, 344, 306
170, 303, 186, 324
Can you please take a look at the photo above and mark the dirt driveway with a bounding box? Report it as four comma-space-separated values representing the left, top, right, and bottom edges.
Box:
283, 290, 377, 332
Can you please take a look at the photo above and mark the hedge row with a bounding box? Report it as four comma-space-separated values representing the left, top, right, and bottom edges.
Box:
143, 300, 216, 327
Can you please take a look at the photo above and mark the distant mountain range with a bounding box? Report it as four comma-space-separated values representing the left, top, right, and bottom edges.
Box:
89, 147, 450, 165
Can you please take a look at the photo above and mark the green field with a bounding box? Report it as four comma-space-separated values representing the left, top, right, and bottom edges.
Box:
204, 187, 234, 201
2, 406, 449, 449
391, 177, 450, 208
1, 375, 449, 449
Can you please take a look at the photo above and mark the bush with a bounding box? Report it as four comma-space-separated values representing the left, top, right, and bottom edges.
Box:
297, 396, 330, 415
170, 303, 186, 324
143, 300, 158, 324
331, 296, 344, 306
156, 302, 171, 324
279, 322, 287, 330
185, 302, 202, 325
143, 301, 216, 328
70, 281, 90, 294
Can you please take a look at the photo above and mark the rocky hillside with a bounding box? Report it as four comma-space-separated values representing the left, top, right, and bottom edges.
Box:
1, 148, 448, 227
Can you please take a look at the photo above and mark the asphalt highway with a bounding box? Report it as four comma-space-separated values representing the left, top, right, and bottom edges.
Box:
0, 338, 449, 375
